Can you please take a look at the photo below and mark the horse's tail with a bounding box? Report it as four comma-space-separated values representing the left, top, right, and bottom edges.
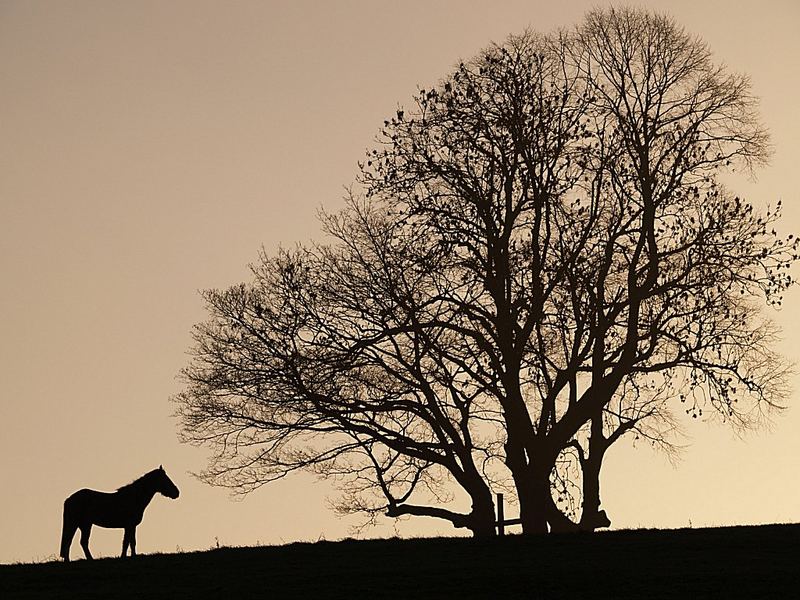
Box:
60, 497, 77, 562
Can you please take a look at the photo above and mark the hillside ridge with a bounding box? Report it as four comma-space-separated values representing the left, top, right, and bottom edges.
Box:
2, 523, 799, 599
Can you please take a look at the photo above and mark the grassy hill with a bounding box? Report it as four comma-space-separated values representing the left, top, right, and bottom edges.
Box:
2, 524, 799, 599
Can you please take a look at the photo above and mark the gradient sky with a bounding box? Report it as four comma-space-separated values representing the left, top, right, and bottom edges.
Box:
2, 0, 799, 564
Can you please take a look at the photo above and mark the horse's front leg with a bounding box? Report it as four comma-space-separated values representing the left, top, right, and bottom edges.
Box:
79, 524, 93, 560
121, 528, 130, 557
129, 526, 137, 557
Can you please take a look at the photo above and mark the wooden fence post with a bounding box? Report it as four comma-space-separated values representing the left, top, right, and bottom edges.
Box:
497, 493, 504, 536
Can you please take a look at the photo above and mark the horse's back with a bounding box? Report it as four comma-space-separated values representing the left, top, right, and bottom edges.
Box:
65, 488, 96, 502
64, 488, 128, 527
64, 488, 109, 508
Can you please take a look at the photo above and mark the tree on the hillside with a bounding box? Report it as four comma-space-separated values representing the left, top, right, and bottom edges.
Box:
539, 7, 794, 531
175, 7, 796, 537
176, 200, 510, 537
176, 30, 593, 538
360, 7, 795, 534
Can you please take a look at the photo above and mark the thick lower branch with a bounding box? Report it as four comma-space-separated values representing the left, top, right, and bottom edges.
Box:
386, 503, 473, 530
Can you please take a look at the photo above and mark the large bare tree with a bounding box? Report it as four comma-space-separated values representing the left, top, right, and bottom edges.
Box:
359, 7, 796, 534
540, 7, 794, 531
176, 7, 796, 537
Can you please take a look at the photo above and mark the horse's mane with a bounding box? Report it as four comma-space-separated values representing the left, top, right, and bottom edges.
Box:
116, 468, 160, 493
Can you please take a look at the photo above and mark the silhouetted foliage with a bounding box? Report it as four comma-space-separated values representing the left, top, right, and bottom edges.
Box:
175, 7, 796, 536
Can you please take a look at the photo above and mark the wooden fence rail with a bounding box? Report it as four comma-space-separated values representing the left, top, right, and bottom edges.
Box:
495, 493, 521, 536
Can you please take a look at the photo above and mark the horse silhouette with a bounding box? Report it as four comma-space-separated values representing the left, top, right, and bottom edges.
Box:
60, 466, 180, 562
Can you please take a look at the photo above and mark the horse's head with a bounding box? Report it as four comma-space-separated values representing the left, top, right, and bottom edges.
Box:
155, 465, 180, 499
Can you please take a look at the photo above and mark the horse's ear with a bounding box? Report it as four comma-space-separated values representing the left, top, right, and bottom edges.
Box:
159, 465, 164, 471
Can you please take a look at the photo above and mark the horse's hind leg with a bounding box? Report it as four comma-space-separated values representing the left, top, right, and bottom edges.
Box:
59, 509, 77, 562
79, 524, 93, 560
122, 526, 137, 558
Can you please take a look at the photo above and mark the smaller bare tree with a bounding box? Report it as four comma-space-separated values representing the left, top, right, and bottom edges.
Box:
176, 198, 508, 536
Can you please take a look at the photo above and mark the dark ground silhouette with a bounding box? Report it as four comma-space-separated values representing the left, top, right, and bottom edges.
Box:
4, 523, 799, 599
60, 466, 179, 562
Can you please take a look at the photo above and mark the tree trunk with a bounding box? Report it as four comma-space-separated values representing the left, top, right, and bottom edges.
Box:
515, 464, 552, 535
468, 489, 498, 538
545, 493, 579, 533
579, 455, 602, 531
469, 516, 497, 538
577, 417, 612, 532
577, 444, 611, 531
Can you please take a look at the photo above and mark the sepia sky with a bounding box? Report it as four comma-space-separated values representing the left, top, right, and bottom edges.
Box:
2, 0, 799, 563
